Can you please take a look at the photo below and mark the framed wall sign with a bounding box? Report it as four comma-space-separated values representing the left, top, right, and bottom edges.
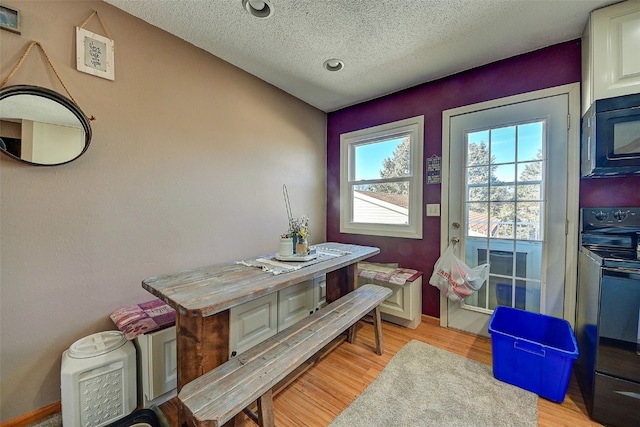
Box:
427, 154, 441, 184
76, 27, 114, 81
0, 4, 20, 34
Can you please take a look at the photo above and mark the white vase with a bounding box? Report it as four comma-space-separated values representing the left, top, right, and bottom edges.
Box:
279, 237, 293, 256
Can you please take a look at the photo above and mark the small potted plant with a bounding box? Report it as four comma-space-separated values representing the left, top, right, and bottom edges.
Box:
282, 184, 310, 255
290, 215, 310, 255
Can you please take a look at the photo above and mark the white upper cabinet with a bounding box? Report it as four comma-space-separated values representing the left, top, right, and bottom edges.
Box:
582, 1, 640, 115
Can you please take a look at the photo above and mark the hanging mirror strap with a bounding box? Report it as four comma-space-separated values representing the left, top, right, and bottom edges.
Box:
0, 41, 94, 120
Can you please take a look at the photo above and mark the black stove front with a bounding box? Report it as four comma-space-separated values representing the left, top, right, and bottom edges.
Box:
577, 207, 640, 427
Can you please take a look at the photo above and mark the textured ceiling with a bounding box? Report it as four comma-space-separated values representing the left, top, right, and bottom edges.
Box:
105, 0, 618, 112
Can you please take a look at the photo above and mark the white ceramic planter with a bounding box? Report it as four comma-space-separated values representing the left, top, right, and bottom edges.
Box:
279, 237, 293, 256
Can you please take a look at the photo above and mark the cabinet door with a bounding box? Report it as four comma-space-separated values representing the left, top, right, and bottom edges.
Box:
146, 326, 177, 400
592, 2, 640, 101
313, 274, 327, 310
380, 283, 410, 319
278, 280, 314, 332
230, 293, 278, 356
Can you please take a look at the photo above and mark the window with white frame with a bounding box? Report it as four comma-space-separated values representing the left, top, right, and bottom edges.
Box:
340, 116, 424, 238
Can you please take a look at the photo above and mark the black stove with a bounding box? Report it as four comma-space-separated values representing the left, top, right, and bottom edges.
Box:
583, 248, 640, 270
581, 207, 640, 266
576, 207, 640, 427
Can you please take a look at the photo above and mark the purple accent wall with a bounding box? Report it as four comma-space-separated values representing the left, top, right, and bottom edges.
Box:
579, 176, 640, 208
327, 40, 640, 318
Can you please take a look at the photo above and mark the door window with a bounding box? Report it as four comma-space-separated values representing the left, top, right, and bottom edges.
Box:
464, 121, 545, 313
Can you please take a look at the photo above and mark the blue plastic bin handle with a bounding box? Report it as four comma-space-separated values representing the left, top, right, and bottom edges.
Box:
513, 340, 546, 357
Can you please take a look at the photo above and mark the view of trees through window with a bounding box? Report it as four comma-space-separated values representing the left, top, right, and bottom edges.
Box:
352, 136, 411, 225
467, 122, 544, 241
367, 137, 410, 195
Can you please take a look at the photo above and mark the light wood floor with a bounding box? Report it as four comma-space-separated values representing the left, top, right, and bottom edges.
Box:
159, 316, 602, 427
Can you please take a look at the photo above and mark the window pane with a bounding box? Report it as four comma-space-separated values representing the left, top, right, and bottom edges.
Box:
491, 126, 515, 164
517, 122, 543, 162
490, 164, 515, 201
487, 276, 503, 310
467, 165, 489, 185
515, 241, 542, 280
468, 183, 488, 202
467, 202, 489, 237
354, 137, 409, 181
490, 202, 515, 238
492, 163, 515, 182
517, 161, 542, 182
487, 238, 515, 276
490, 183, 515, 202
517, 160, 542, 202
522, 279, 541, 313
516, 202, 542, 240
467, 131, 490, 166
352, 184, 409, 225
516, 183, 541, 201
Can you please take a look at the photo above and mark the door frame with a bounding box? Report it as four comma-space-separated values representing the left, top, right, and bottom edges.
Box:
439, 83, 581, 328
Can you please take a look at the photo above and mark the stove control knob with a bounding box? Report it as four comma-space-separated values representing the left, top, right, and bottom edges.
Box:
613, 209, 628, 221
594, 210, 609, 221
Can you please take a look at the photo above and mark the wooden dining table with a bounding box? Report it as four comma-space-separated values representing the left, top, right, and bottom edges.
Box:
141, 242, 380, 394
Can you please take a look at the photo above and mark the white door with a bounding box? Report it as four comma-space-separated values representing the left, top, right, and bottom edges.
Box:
441, 85, 580, 336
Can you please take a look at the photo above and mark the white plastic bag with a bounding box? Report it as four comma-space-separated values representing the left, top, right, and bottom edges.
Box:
429, 244, 490, 301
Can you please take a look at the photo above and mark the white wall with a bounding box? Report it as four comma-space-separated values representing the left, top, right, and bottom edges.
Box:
0, 1, 327, 420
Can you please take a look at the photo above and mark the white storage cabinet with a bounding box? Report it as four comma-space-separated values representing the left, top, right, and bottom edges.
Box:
376, 275, 422, 329
582, 1, 640, 115
356, 265, 422, 329
134, 326, 178, 407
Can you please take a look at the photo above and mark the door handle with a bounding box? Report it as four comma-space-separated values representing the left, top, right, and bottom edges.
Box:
451, 223, 460, 245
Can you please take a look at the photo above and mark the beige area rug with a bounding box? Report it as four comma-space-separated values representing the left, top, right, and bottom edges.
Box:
329, 339, 537, 427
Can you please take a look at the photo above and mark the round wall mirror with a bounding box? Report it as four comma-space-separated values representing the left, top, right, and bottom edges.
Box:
0, 85, 92, 166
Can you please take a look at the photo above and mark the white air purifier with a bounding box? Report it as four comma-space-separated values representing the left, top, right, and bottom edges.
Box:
61, 331, 136, 427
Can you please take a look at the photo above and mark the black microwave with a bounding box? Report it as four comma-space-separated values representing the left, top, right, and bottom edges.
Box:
581, 92, 640, 177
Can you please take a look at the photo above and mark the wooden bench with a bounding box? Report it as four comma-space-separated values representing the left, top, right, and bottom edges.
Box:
178, 283, 393, 427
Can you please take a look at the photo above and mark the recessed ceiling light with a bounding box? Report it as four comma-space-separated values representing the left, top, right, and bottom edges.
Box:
324, 59, 344, 72
242, 0, 273, 19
